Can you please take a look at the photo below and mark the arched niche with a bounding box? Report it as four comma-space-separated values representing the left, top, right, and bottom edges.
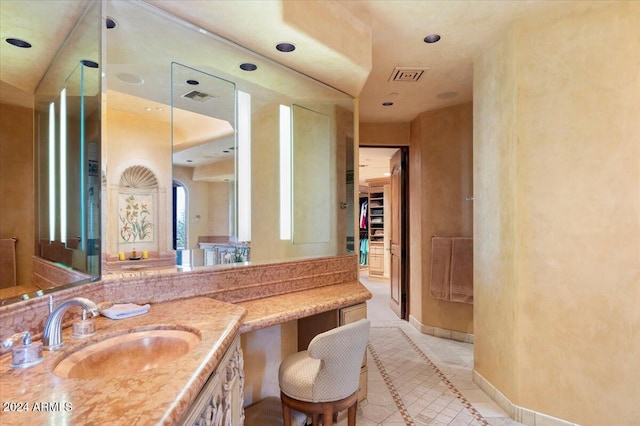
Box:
104, 164, 174, 271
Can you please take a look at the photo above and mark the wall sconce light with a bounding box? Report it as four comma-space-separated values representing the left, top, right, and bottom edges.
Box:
237, 90, 251, 242
59, 88, 67, 244
279, 104, 291, 240
48, 102, 56, 242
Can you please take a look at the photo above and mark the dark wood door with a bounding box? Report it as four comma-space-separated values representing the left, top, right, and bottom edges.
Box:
389, 150, 405, 318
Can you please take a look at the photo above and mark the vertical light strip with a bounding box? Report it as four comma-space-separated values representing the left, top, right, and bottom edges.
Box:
237, 90, 251, 242
79, 64, 86, 250
59, 88, 67, 244
48, 102, 56, 242
279, 105, 291, 240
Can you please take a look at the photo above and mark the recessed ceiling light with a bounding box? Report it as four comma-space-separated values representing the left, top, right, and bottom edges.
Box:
145, 107, 152, 112
436, 91, 459, 99
382, 102, 394, 107
155, 107, 164, 111
276, 42, 296, 53
186, 160, 193, 163
117, 73, 144, 84
106, 17, 117, 29
81, 59, 99, 68
239, 63, 257, 71
424, 34, 441, 44
5, 38, 31, 48
223, 150, 230, 153
186, 79, 199, 85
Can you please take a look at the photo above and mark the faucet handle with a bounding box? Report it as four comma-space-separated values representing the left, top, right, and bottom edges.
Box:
1, 331, 29, 355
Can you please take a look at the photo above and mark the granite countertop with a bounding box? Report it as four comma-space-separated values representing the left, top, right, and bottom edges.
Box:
0, 281, 371, 425
0, 297, 246, 425
237, 281, 372, 333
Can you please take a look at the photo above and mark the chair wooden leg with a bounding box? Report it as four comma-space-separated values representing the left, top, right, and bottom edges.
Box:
280, 391, 358, 426
282, 400, 292, 426
347, 400, 357, 426
323, 403, 333, 425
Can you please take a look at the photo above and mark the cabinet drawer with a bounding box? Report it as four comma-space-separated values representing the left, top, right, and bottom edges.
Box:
369, 254, 383, 271
340, 303, 367, 325
358, 366, 368, 402
340, 303, 368, 369
369, 243, 384, 255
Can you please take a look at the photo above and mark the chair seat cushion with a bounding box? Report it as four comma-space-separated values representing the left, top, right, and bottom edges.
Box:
278, 350, 322, 402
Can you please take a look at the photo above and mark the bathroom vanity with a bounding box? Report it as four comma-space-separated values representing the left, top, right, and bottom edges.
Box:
0, 255, 371, 425
0, 297, 246, 425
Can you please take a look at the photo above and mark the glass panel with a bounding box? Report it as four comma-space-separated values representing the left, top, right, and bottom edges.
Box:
291, 105, 331, 244
171, 62, 238, 265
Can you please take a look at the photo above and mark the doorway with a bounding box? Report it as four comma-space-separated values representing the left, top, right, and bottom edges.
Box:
172, 180, 188, 251
359, 146, 409, 320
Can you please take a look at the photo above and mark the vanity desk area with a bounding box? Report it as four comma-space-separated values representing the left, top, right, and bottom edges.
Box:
0, 255, 371, 425
0, 0, 366, 423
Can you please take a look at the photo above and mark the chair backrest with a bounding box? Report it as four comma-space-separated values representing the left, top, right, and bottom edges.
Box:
307, 318, 370, 401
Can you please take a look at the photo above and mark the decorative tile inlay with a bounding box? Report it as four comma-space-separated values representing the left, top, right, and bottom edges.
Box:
367, 341, 414, 425
368, 327, 489, 426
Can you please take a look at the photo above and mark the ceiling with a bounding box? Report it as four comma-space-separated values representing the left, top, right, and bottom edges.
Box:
1, 1, 605, 124
2, 0, 604, 186
358, 147, 398, 186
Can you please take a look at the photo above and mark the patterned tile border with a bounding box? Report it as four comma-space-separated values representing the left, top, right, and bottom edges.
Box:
367, 341, 415, 425
395, 327, 489, 426
368, 326, 489, 426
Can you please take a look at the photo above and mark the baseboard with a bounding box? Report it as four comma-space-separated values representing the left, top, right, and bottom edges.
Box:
472, 370, 579, 426
408, 315, 474, 343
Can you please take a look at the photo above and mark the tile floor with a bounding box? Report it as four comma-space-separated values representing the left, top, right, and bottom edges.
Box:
335, 273, 523, 426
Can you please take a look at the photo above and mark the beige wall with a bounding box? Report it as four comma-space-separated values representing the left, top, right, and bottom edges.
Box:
241, 321, 298, 406
360, 122, 409, 146
250, 103, 344, 262
173, 165, 232, 249
474, 3, 640, 424
409, 102, 474, 333
104, 108, 172, 257
0, 103, 34, 286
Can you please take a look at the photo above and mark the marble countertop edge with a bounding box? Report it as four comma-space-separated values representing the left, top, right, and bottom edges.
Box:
0, 281, 370, 425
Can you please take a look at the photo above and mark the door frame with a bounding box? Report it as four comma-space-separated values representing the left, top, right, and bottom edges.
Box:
360, 145, 409, 320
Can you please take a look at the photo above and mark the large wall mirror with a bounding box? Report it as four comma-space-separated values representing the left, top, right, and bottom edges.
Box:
1, 0, 101, 304
103, 0, 355, 270
171, 63, 238, 265
0, 0, 355, 305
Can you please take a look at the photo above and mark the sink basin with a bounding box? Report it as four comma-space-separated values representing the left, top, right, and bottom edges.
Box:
54, 329, 200, 379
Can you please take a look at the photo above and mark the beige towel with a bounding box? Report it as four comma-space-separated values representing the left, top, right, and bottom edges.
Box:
430, 237, 452, 301
450, 237, 473, 304
0, 238, 17, 288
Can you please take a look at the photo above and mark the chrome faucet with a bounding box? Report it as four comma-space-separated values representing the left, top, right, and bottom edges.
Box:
42, 297, 99, 350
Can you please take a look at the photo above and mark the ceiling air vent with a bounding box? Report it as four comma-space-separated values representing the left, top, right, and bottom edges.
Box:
389, 67, 429, 82
181, 90, 217, 102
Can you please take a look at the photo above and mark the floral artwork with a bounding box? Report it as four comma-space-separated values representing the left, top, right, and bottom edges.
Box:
119, 194, 154, 243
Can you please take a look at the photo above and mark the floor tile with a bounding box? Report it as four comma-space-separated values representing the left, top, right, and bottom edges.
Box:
354, 273, 523, 426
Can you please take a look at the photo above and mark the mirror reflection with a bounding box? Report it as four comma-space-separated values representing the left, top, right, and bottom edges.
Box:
171, 62, 244, 266
291, 105, 331, 244
103, 0, 355, 271
0, 0, 355, 305
1, 0, 100, 303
